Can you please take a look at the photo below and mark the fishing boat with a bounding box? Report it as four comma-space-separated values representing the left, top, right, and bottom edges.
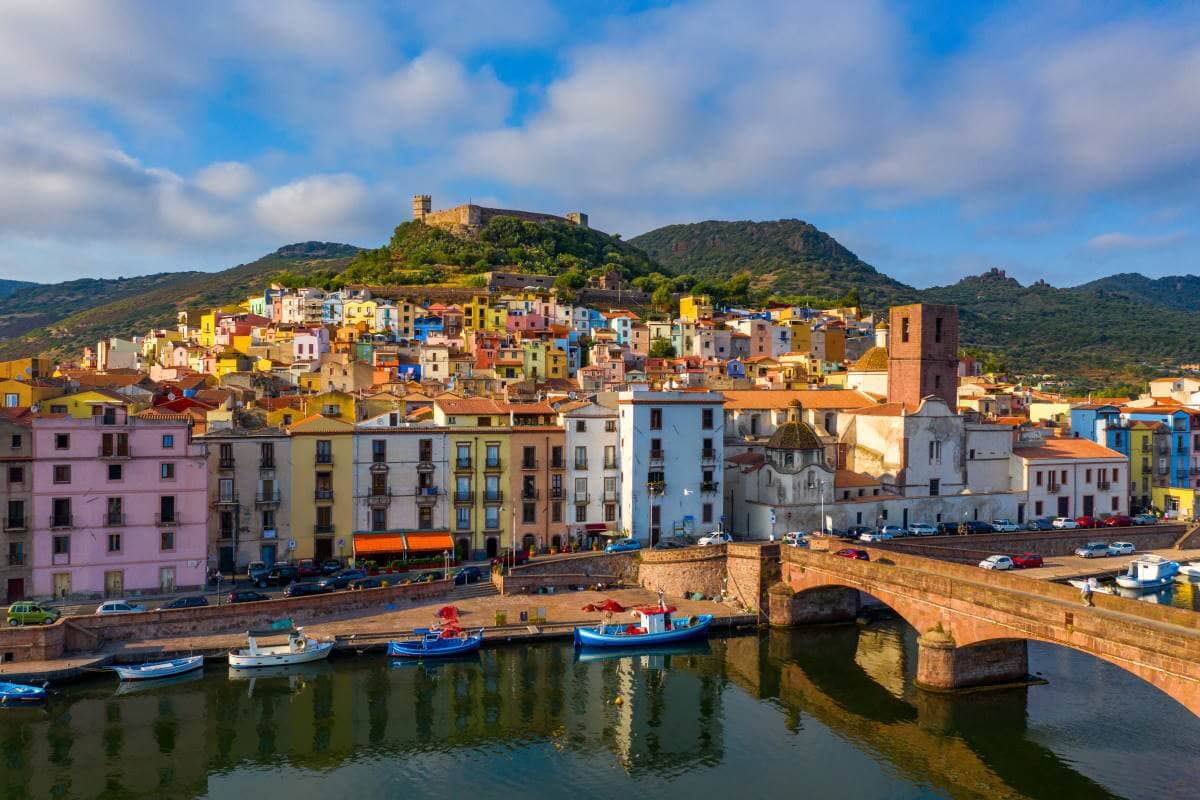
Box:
111, 655, 205, 682
0, 681, 47, 704
1114, 555, 1180, 591
574, 595, 713, 648
1175, 561, 1200, 583
574, 640, 712, 664
387, 626, 483, 658
228, 628, 333, 669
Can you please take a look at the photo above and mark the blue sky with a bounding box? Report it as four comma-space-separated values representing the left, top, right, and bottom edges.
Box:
0, 0, 1197, 288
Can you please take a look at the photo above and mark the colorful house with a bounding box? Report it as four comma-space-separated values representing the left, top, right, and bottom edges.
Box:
287, 415, 355, 562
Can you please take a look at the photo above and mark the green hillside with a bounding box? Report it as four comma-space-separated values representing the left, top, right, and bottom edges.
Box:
0, 279, 37, 298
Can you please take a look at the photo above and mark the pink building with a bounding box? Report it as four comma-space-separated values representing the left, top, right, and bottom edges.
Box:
293, 327, 330, 362
30, 404, 208, 599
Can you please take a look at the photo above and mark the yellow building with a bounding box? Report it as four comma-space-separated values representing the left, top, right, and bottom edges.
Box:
678, 294, 714, 323
1029, 402, 1072, 426
462, 294, 507, 332
343, 299, 378, 329
1153, 486, 1197, 520
303, 390, 357, 423
288, 416, 355, 562
546, 345, 567, 380
45, 389, 131, 418
0, 377, 65, 408
198, 311, 217, 348
434, 399, 513, 557
214, 350, 252, 378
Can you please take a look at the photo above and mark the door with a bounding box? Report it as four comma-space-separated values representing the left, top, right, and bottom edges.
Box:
104, 570, 124, 598
902, 508, 909, 529
53, 573, 71, 599
1082, 495, 1094, 516
5, 578, 23, 603
485, 537, 498, 559
219, 545, 235, 574
1057, 496, 1070, 517
314, 537, 333, 561
456, 538, 470, 561
159, 567, 176, 594
1017, 503, 1025, 524
260, 544, 277, 565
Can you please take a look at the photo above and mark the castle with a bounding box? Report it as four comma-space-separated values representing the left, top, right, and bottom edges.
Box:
412, 195, 588, 233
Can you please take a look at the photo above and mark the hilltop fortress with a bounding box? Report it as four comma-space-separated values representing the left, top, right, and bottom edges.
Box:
412, 194, 588, 233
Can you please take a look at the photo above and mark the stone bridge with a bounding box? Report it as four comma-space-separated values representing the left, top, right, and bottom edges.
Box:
774, 546, 1200, 715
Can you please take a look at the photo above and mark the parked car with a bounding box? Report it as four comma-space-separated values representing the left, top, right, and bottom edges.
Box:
860, 530, 893, 542
320, 559, 343, 575
1074, 515, 1103, 529
227, 590, 270, 604
1102, 515, 1134, 528
1012, 552, 1044, 568
907, 522, 938, 536
936, 522, 959, 535
454, 566, 484, 585
246, 560, 269, 581
1052, 517, 1079, 530
961, 521, 995, 534
846, 525, 872, 538
835, 548, 870, 561
697, 531, 734, 546
653, 539, 688, 550
283, 582, 328, 598
319, 569, 367, 591
1074, 541, 1110, 558
880, 525, 908, 538
6, 601, 60, 626
492, 549, 531, 567
297, 558, 321, 578
979, 555, 1015, 570
1132, 513, 1159, 526
782, 531, 809, 548
1026, 518, 1054, 531
605, 538, 642, 554
413, 571, 442, 583
95, 600, 145, 615
1107, 541, 1136, 556
349, 577, 386, 591
255, 565, 299, 589
991, 519, 1020, 533
156, 595, 209, 611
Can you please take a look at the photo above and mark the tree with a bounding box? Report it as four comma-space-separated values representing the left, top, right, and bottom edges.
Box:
649, 338, 676, 358
841, 286, 861, 309
651, 284, 673, 313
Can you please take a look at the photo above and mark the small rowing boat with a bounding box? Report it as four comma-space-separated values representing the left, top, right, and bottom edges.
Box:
0, 681, 47, 704
111, 655, 205, 682
229, 628, 333, 669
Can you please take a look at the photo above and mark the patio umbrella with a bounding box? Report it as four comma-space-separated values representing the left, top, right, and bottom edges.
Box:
597, 599, 626, 613
581, 603, 600, 612
437, 605, 460, 621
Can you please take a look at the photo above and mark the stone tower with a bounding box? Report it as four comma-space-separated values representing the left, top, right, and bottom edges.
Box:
566, 211, 589, 228
412, 194, 431, 222
886, 303, 958, 411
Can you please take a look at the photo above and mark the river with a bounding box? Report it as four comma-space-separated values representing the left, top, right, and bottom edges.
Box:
2, 623, 1197, 800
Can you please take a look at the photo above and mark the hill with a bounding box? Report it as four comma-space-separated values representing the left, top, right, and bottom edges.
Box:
1075, 273, 1200, 313
0, 243, 358, 360
0, 279, 37, 298
629, 219, 916, 305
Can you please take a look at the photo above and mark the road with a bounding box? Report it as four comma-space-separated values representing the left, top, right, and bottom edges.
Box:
1016, 547, 1200, 581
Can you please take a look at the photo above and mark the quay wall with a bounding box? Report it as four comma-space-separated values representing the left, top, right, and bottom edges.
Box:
875, 525, 1187, 565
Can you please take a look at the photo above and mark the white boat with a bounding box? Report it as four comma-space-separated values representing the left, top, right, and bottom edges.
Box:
1174, 561, 1200, 583
228, 628, 333, 669
111, 655, 205, 681
1114, 555, 1179, 591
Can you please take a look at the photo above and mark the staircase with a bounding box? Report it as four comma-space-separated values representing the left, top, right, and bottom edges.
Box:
448, 581, 499, 601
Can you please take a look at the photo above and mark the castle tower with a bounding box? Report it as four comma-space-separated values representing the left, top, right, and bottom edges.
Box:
412, 194, 431, 222
886, 303, 958, 411
566, 211, 589, 229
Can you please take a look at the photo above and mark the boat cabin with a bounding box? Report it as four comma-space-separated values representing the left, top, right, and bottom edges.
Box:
631, 606, 677, 634
242, 628, 309, 656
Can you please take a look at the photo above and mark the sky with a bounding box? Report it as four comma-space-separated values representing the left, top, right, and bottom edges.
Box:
0, 0, 1197, 288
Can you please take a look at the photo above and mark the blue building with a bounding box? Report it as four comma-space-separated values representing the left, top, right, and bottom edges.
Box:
1069, 404, 1121, 443
413, 315, 444, 343
1123, 407, 1200, 489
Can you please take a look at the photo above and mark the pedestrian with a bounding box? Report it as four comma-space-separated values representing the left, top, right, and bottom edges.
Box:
1080, 579, 1094, 607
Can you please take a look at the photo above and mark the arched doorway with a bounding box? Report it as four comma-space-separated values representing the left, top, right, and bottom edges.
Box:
485, 537, 498, 559
522, 533, 537, 553
455, 538, 470, 561
551, 534, 562, 550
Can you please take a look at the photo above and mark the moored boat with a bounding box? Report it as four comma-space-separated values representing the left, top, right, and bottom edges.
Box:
388, 626, 483, 658
1174, 561, 1200, 583
574, 596, 713, 648
111, 655, 205, 681
1114, 555, 1179, 591
228, 628, 333, 669
0, 681, 47, 704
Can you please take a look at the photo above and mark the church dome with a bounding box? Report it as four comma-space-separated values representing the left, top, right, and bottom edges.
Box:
767, 419, 823, 451
851, 346, 889, 372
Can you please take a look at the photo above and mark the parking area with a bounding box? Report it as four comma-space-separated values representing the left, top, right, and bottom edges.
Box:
1017, 547, 1200, 580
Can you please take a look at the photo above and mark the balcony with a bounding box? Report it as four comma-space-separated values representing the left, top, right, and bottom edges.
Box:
3, 516, 28, 532
649, 450, 665, 466
455, 459, 473, 472
255, 490, 281, 505
415, 487, 439, 505
417, 459, 436, 472
259, 459, 276, 471
521, 459, 539, 471
1097, 480, 1111, 491
646, 481, 666, 496
217, 457, 235, 470
49, 514, 73, 529
1046, 483, 1061, 494
521, 488, 539, 500
550, 457, 565, 470
315, 454, 334, 466
484, 459, 501, 471
314, 523, 335, 534
8, 552, 25, 566
700, 481, 719, 493
574, 460, 588, 471
483, 490, 503, 504
454, 490, 474, 503
217, 528, 235, 540
102, 512, 125, 527
154, 513, 178, 527
550, 486, 564, 500
701, 449, 718, 464
100, 446, 132, 459
366, 490, 392, 508
603, 489, 618, 502
93, 413, 129, 427
214, 494, 239, 507
574, 492, 589, 505
603, 459, 618, 470
314, 489, 334, 502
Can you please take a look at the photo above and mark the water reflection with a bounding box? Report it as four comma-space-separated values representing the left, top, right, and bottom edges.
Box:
2, 624, 1198, 800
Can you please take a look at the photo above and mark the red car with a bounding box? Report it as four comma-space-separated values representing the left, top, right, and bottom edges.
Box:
1012, 552, 1044, 568
835, 548, 870, 561
1102, 515, 1133, 528
297, 558, 320, 578
1074, 515, 1103, 529
491, 549, 531, 568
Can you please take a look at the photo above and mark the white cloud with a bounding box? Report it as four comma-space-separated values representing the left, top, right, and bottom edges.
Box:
194, 162, 259, 199
1086, 232, 1188, 252
253, 174, 370, 238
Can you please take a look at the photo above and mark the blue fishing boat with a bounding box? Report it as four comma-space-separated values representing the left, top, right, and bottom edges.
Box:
0, 681, 47, 704
387, 627, 483, 658
574, 640, 712, 664
111, 655, 205, 682
574, 600, 713, 648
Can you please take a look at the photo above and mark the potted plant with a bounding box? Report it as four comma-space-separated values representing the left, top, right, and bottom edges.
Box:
362, 559, 379, 575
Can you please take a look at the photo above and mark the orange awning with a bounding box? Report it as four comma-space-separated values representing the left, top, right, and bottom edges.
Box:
404, 531, 455, 553
353, 534, 404, 555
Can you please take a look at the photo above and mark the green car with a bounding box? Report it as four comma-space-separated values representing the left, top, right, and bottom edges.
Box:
6, 601, 61, 626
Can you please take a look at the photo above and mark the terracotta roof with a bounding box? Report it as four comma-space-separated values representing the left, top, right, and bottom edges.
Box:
506, 402, 556, 415
727, 452, 764, 466
436, 398, 506, 415
1013, 438, 1125, 460
721, 389, 876, 411
834, 469, 880, 488
1128, 420, 1166, 430
845, 402, 909, 416
850, 346, 888, 372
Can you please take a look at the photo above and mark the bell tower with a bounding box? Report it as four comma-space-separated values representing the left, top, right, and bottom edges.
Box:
886, 304, 958, 410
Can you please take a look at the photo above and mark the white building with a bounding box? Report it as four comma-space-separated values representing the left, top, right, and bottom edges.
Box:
562, 401, 621, 541
353, 417, 449, 543
1011, 432, 1127, 521
618, 390, 724, 542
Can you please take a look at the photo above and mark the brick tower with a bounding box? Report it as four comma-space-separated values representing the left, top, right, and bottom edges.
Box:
886, 303, 959, 411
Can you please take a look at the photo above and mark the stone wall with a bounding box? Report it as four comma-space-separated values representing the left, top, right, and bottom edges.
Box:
496, 572, 622, 595
769, 584, 860, 626
638, 546, 728, 600
916, 634, 1029, 691
0, 622, 64, 663
876, 524, 1187, 564
510, 552, 640, 583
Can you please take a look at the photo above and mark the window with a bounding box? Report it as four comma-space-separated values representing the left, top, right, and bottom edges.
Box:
160, 462, 175, 480
53, 465, 70, 484
522, 446, 537, 469
969, 449, 976, 460
4, 393, 16, 407
109, 463, 122, 480
8, 541, 24, 566
160, 530, 175, 551
52, 535, 69, 556
901, 317, 910, 343
1112, 496, 1120, 511
458, 443, 473, 468
702, 504, 713, 523
605, 420, 617, 433
1061, 470, 1068, 485
262, 509, 275, 531
105, 497, 122, 525
484, 506, 499, 530
575, 446, 588, 470
605, 503, 616, 522
315, 506, 333, 531
10, 433, 21, 448
650, 408, 662, 430
419, 439, 433, 462
934, 317, 943, 343
371, 508, 387, 531
1085, 468, 1092, 483
260, 442, 274, 467
107, 533, 122, 553
928, 441, 941, 463
456, 507, 471, 531
162, 434, 174, 449
575, 420, 587, 432
551, 502, 562, 522
316, 440, 333, 463
418, 506, 433, 530
7, 466, 23, 484
930, 479, 940, 496
575, 504, 587, 523
218, 477, 235, 503
523, 502, 536, 524
6, 499, 24, 528
159, 496, 176, 524
1035, 470, 1043, 486
372, 439, 386, 463
702, 408, 714, 430
55, 433, 70, 450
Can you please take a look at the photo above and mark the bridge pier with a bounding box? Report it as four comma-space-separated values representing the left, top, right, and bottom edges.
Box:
768, 584, 861, 626
916, 630, 1030, 694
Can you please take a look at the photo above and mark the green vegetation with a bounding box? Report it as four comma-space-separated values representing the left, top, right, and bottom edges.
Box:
649, 338, 676, 358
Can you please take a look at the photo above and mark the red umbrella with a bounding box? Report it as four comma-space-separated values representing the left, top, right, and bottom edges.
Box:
581, 603, 600, 612
437, 605, 460, 621
597, 599, 626, 613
